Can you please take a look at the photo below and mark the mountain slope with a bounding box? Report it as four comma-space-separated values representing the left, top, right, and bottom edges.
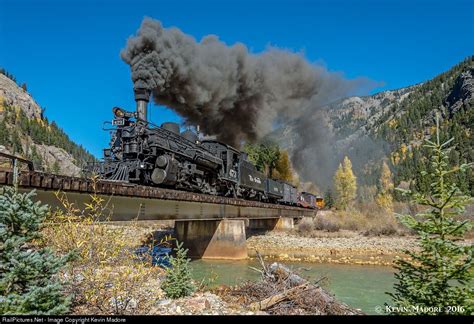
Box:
0, 71, 95, 176
271, 56, 474, 197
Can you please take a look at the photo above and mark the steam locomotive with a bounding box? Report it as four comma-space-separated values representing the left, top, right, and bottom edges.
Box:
91, 88, 322, 209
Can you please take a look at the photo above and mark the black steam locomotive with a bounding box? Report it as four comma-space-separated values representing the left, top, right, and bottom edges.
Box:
92, 89, 320, 209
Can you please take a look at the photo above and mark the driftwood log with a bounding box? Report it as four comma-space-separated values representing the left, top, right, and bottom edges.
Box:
249, 283, 311, 311
248, 252, 365, 315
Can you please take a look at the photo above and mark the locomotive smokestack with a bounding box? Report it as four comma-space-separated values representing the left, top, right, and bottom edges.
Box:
134, 88, 150, 122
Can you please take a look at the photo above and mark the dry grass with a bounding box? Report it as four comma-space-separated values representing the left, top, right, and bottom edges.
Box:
40, 177, 170, 315
313, 215, 341, 232
298, 203, 414, 237
313, 202, 474, 237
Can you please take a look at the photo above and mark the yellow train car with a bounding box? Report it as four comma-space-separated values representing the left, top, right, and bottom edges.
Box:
316, 196, 325, 209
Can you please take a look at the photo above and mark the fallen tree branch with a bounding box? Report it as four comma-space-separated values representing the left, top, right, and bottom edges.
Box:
249, 283, 311, 311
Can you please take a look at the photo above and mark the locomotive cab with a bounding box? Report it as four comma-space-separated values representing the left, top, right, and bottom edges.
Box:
200, 140, 240, 184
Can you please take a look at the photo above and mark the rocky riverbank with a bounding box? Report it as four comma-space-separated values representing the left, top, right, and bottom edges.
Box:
148, 291, 265, 315
247, 230, 419, 266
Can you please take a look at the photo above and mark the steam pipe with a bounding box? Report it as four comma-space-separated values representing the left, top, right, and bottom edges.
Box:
134, 88, 151, 122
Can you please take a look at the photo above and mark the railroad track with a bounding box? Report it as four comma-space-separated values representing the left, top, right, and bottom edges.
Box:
0, 168, 313, 213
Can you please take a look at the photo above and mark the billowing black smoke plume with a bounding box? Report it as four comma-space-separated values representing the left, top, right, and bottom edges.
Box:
121, 18, 375, 147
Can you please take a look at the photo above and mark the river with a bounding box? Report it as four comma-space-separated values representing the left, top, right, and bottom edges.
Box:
189, 259, 395, 315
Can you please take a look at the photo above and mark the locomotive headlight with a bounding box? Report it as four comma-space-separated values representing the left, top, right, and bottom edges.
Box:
112, 106, 125, 118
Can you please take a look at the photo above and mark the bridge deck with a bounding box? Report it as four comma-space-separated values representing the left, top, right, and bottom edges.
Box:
0, 169, 316, 221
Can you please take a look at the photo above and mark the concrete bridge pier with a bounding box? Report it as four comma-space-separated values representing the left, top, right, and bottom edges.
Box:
174, 219, 248, 260
247, 217, 295, 232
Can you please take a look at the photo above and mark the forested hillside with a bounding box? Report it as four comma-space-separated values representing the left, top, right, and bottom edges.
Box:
0, 69, 95, 175
272, 56, 474, 198
374, 56, 473, 196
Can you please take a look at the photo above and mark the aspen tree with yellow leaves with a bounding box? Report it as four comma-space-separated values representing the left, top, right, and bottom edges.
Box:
375, 160, 394, 212
333, 156, 357, 210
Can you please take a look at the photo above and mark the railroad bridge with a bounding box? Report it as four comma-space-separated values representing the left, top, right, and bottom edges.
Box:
0, 162, 316, 260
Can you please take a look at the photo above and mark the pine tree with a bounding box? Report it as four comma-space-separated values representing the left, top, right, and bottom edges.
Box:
323, 189, 335, 209
161, 241, 195, 299
0, 118, 10, 146
52, 161, 60, 174
11, 130, 23, 155
375, 160, 394, 212
387, 119, 474, 315
0, 188, 73, 314
333, 156, 357, 210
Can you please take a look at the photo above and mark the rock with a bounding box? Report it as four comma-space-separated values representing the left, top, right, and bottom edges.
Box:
446, 68, 474, 116
108, 296, 137, 311
35, 144, 81, 176
157, 299, 172, 306
0, 74, 42, 120
128, 298, 138, 309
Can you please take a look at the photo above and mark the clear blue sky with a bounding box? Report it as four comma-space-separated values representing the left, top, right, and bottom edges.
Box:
0, 0, 472, 158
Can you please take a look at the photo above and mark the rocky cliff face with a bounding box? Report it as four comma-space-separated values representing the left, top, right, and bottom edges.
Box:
0, 74, 43, 119
446, 68, 474, 116
0, 73, 90, 176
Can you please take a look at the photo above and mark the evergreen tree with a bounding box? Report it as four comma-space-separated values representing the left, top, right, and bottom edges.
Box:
388, 119, 474, 315
52, 161, 60, 175
30, 146, 43, 171
375, 160, 394, 212
0, 118, 10, 146
323, 189, 335, 209
11, 130, 23, 155
333, 156, 357, 210
161, 241, 195, 299
0, 188, 73, 314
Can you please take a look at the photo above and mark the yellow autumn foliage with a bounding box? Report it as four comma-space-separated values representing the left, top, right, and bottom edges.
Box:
41, 176, 168, 314
375, 160, 394, 213
333, 156, 357, 211
274, 150, 293, 183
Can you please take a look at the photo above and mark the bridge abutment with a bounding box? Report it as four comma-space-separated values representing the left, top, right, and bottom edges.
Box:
174, 219, 248, 260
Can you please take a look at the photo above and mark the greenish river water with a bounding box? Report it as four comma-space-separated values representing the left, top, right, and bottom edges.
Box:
190, 259, 395, 315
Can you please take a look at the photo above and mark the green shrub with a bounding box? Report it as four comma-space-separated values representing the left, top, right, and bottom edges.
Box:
161, 241, 195, 299
0, 188, 73, 314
